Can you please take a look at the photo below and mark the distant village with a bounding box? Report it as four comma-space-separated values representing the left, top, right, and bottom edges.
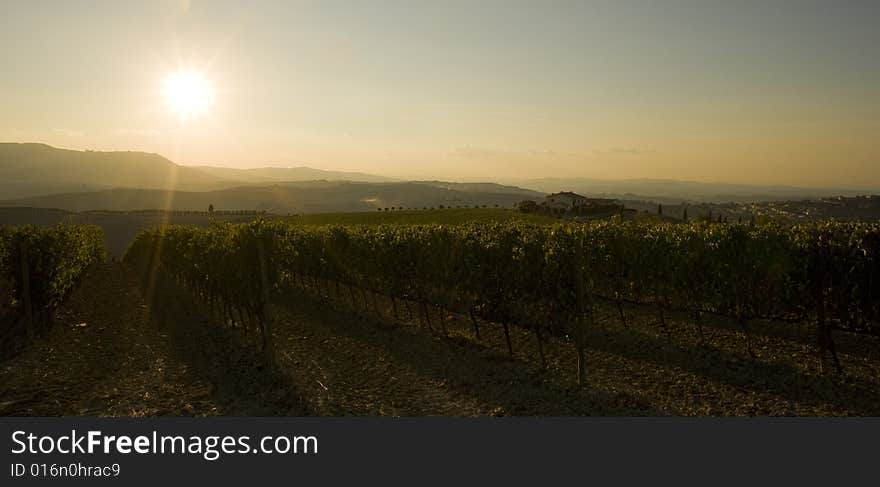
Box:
520, 192, 880, 223
706, 195, 880, 222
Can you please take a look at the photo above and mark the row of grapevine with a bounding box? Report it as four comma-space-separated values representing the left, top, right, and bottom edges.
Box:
0, 224, 105, 338
123, 219, 880, 373
123, 221, 280, 356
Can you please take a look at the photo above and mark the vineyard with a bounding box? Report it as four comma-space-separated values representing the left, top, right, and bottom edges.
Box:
0, 217, 878, 415
0, 224, 105, 351
123, 219, 880, 379
282, 207, 557, 226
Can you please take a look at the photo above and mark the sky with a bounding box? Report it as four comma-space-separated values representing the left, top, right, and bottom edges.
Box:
1, 0, 878, 187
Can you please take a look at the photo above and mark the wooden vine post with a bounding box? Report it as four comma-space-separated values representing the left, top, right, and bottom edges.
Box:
574, 232, 587, 386
257, 239, 275, 363
20, 240, 34, 342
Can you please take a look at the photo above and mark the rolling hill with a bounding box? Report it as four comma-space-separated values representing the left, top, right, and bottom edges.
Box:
413, 181, 543, 197
0, 143, 398, 199
0, 143, 545, 213
0, 143, 228, 198
0, 181, 541, 213
193, 165, 396, 184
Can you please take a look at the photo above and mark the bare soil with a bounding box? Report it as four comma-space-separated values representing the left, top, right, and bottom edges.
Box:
2, 263, 879, 416
0, 263, 302, 416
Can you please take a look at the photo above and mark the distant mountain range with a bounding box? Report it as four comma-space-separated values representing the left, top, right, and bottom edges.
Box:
0, 143, 541, 212
1, 143, 876, 213
0, 143, 400, 199
0, 143, 222, 199
192, 165, 397, 184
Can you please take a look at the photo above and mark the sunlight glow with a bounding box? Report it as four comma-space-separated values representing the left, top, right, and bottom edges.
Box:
161, 70, 215, 120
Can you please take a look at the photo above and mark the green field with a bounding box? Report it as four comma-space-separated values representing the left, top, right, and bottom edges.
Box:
282, 208, 558, 225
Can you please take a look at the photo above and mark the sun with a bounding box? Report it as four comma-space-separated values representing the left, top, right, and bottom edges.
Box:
161, 70, 216, 119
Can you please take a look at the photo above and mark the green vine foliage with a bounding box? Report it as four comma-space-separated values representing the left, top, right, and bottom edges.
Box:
124, 219, 880, 347
0, 224, 105, 327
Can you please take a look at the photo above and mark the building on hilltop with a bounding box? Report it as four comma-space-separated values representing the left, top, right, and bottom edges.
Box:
545, 191, 619, 210
545, 191, 588, 209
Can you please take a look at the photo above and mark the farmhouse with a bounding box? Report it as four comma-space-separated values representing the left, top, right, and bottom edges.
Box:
545, 191, 588, 209
546, 191, 619, 208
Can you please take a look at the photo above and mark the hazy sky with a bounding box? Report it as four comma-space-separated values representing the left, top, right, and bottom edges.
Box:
1, 1, 878, 187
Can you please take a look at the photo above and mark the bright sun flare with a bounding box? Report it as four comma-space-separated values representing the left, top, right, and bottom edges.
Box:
161, 71, 215, 119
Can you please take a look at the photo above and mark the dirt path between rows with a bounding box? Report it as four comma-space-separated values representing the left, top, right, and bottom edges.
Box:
0, 263, 642, 416
0, 263, 303, 416
5, 263, 875, 416
267, 290, 645, 415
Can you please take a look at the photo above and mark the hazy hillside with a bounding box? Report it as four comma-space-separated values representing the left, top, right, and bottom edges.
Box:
0, 182, 540, 213
413, 181, 544, 198
6, 143, 875, 207
0, 143, 399, 199
194, 165, 396, 183
0, 143, 228, 198
517, 177, 876, 203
